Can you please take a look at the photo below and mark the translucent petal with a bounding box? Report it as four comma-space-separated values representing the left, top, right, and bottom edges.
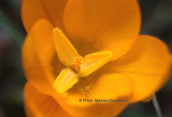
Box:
99, 35, 172, 102
22, 19, 61, 96
22, 0, 68, 32
64, 0, 141, 60
24, 83, 73, 117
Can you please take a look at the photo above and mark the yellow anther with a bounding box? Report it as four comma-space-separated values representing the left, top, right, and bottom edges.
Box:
53, 68, 78, 94
78, 51, 112, 77
52, 28, 79, 67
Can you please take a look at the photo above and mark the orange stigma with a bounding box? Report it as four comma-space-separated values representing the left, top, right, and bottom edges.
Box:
70, 56, 83, 73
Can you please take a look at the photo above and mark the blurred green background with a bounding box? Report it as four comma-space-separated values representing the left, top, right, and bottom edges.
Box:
0, 0, 172, 117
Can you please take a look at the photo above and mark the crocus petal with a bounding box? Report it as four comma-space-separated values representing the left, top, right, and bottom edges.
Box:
79, 51, 112, 77
24, 83, 73, 117
52, 28, 79, 67
21, 0, 68, 32
100, 35, 172, 103
54, 73, 133, 117
142, 95, 153, 102
22, 19, 64, 96
64, 0, 141, 60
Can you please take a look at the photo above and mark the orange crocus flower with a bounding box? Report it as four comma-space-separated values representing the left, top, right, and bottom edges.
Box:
21, 0, 172, 117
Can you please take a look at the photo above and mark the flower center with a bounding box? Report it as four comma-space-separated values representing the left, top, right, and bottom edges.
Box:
52, 28, 112, 95
70, 56, 83, 73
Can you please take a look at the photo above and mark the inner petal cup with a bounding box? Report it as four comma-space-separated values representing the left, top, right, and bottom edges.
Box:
52, 28, 113, 94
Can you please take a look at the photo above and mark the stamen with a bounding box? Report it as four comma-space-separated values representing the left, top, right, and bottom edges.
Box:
52, 28, 79, 67
78, 51, 112, 77
53, 68, 78, 94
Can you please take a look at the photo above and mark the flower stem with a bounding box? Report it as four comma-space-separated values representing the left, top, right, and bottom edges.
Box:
152, 94, 163, 117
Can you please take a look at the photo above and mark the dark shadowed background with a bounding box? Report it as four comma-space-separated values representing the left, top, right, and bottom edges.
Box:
0, 0, 172, 117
